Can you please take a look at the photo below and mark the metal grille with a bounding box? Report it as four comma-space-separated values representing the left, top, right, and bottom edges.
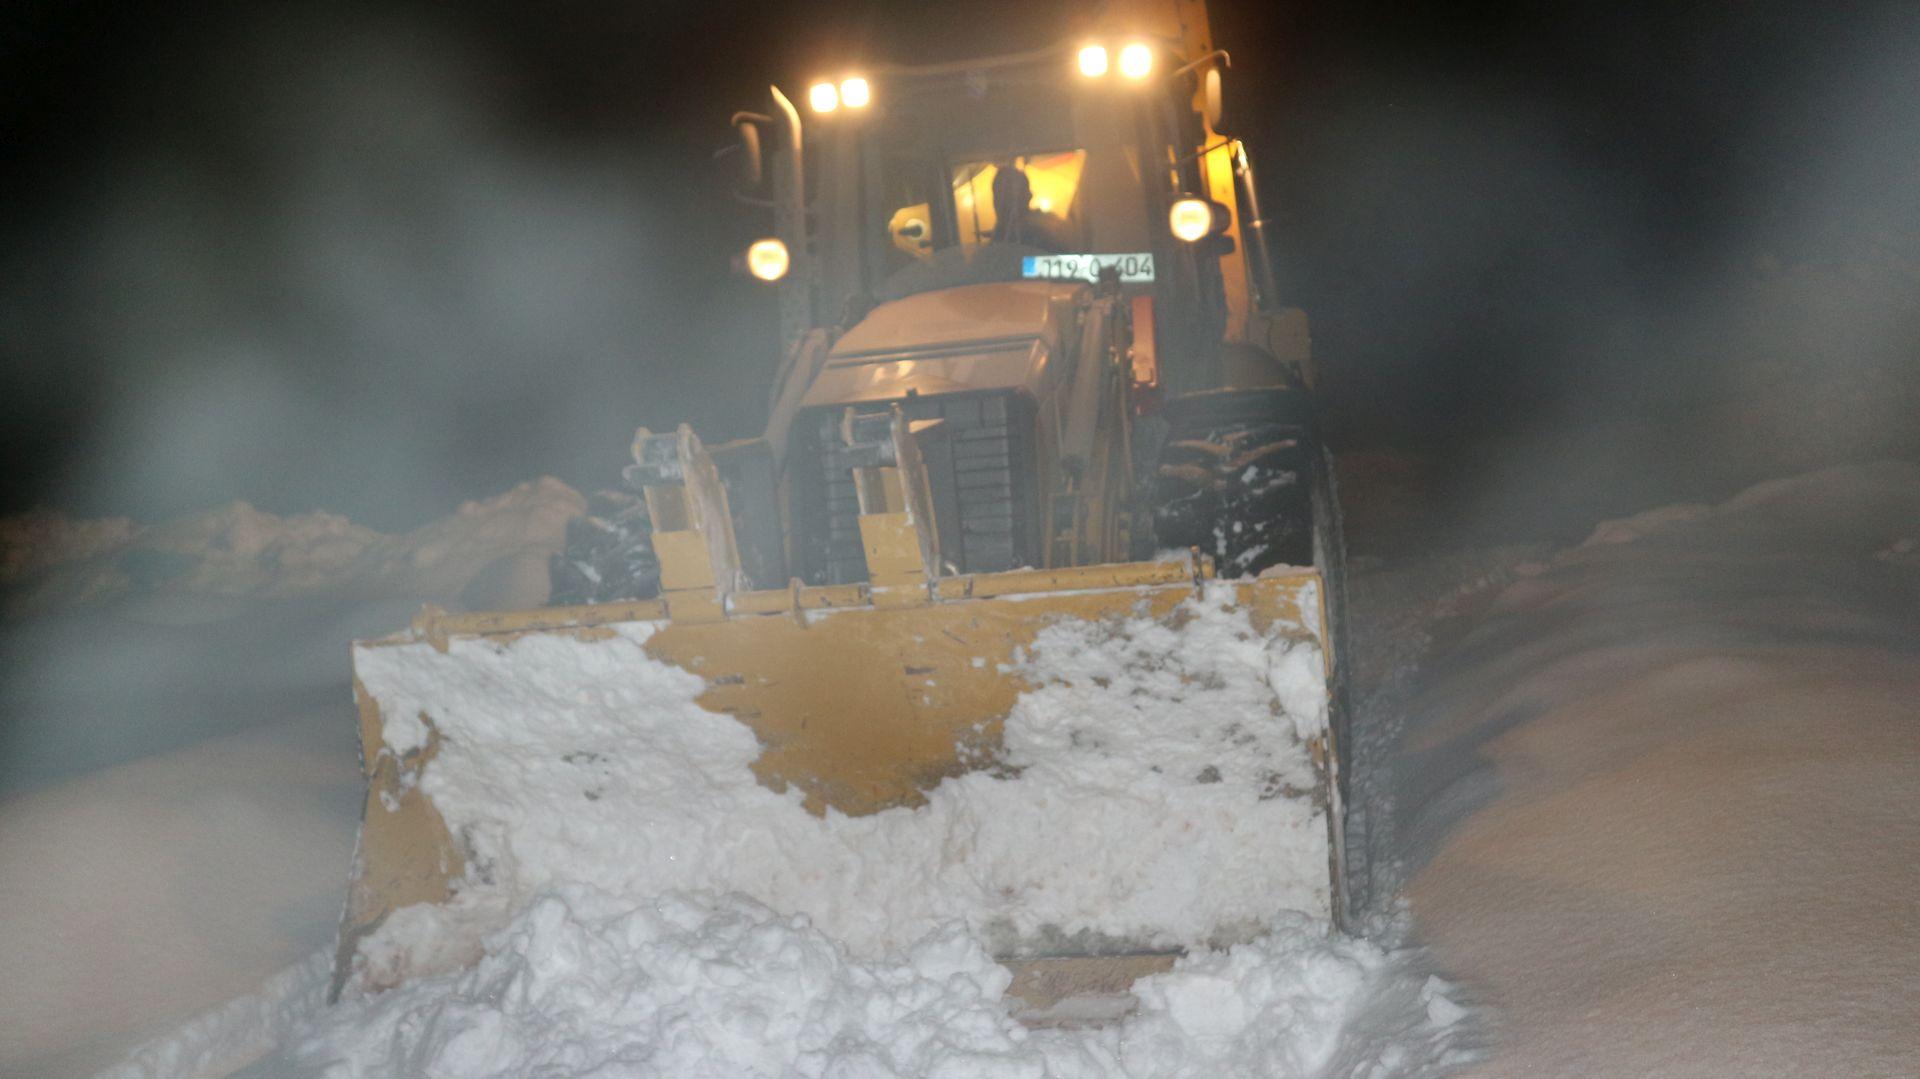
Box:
795, 392, 1037, 585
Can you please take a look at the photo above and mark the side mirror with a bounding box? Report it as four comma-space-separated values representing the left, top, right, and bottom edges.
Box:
1202, 67, 1224, 130
735, 120, 765, 192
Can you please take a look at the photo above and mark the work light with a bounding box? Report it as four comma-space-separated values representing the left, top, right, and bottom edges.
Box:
745, 238, 791, 281
1119, 42, 1153, 79
808, 81, 838, 113
840, 76, 871, 109
1169, 198, 1214, 242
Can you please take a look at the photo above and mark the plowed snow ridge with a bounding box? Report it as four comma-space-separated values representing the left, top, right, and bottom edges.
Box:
1387, 461, 1920, 1076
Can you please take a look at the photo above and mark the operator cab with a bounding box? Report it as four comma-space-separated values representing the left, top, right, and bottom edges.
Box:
799, 44, 1233, 393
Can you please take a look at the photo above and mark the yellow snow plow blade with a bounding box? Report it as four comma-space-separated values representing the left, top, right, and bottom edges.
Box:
335, 557, 1339, 1010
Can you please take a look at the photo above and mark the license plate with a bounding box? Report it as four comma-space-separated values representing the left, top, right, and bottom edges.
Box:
1021, 252, 1156, 284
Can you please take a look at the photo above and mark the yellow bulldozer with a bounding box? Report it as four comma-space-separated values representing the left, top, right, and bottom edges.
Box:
334, 0, 1351, 1014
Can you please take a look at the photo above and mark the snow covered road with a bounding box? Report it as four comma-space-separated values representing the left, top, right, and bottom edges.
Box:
5, 462, 1916, 1075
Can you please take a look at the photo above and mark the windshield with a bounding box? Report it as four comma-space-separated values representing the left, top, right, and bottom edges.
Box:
885, 150, 1089, 259
846, 66, 1160, 300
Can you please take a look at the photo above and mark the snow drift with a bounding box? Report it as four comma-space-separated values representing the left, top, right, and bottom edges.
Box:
1386, 461, 1920, 1075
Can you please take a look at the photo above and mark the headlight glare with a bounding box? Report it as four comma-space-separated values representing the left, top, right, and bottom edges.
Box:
840, 77, 871, 108
1119, 42, 1153, 79
1169, 198, 1214, 242
746, 238, 791, 281
1078, 44, 1109, 77
808, 81, 838, 113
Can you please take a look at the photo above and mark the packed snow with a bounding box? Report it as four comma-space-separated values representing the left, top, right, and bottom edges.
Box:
109, 886, 1464, 1079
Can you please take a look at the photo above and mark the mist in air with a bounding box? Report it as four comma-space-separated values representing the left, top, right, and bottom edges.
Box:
5, 2, 1916, 534
4, 5, 784, 532
1, 0, 1917, 1074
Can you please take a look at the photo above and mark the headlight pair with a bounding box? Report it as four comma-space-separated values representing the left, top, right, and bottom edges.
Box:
1077, 43, 1154, 80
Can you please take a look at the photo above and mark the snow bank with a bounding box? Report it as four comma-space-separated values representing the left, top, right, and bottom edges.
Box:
0, 479, 584, 1074
101, 951, 332, 1079
1387, 461, 1920, 1075
0, 477, 582, 617
223, 886, 1465, 1079
350, 586, 1333, 978
0, 510, 137, 587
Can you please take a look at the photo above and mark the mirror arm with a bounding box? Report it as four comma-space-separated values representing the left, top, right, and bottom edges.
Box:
1168, 49, 1230, 81
1173, 137, 1233, 168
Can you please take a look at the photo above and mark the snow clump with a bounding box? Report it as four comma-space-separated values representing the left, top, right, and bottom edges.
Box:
209, 886, 1469, 1078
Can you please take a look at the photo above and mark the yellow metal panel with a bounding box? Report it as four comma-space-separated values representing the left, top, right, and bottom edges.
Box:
419, 599, 667, 638
727, 585, 799, 617
1207, 141, 1251, 341
953, 558, 1200, 599
645, 581, 1216, 814
652, 529, 715, 592
333, 678, 465, 997
859, 512, 929, 586
796, 583, 871, 610
663, 589, 727, 624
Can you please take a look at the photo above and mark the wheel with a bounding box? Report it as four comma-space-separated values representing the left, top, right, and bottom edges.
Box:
1150, 393, 1314, 576
547, 490, 660, 605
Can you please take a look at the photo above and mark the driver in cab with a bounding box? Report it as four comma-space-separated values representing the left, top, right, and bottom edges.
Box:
988, 160, 1071, 252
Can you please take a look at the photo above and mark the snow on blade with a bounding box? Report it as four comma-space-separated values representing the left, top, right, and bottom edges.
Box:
349, 586, 1333, 981
240, 886, 1466, 1079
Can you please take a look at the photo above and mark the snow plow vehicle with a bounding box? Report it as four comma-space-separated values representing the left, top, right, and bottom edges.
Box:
334, 0, 1350, 1013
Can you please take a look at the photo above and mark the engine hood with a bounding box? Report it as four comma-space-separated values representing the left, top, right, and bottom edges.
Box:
801, 281, 1086, 409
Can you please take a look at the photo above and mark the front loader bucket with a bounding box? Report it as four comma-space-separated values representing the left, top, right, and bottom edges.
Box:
333, 556, 1342, 1013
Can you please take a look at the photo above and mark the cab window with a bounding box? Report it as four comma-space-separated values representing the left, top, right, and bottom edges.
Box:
949, 150, 1087, 252
886, 149, 1089, 262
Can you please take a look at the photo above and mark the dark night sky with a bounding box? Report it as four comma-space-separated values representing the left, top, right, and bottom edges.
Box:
4, 0, 1917, 537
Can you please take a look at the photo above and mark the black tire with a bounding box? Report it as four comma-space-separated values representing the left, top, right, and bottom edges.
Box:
1150, 391, 1315, 575
547, 490, 660, 605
